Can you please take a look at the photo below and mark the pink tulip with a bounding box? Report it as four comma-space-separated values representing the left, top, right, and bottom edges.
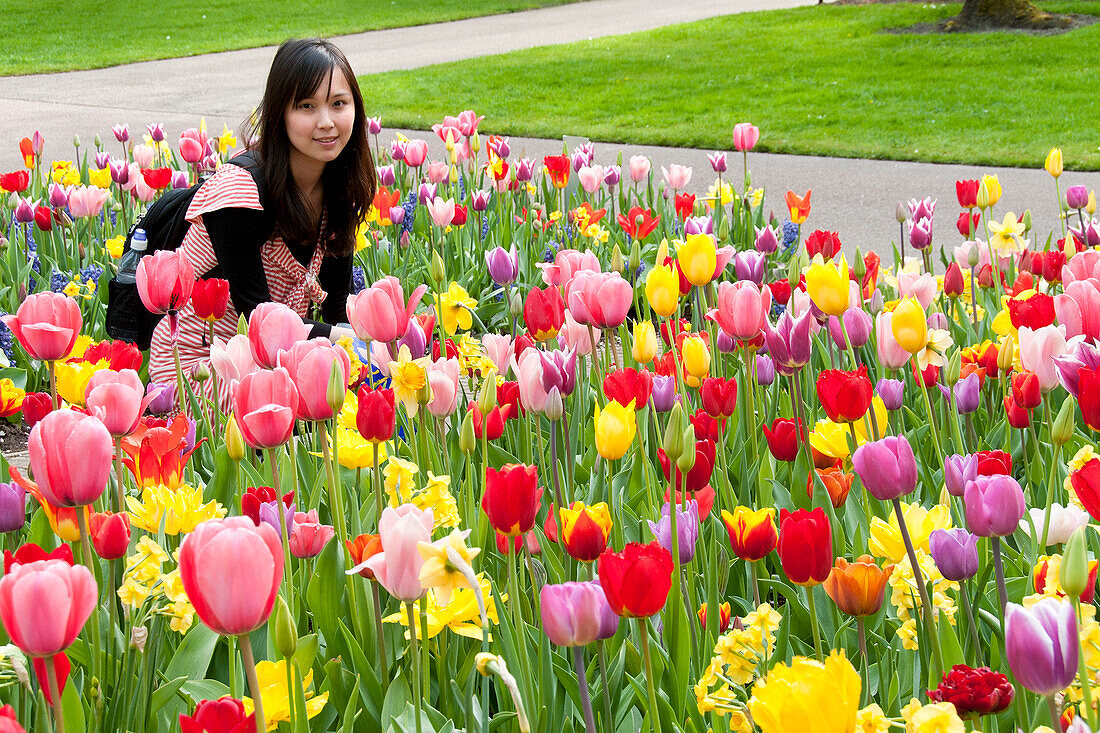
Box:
276, 339, 351, 421
578, 165, 604, 194
13, 197, 35, 224
732, 122, 760, 152
897, 270, 938, 310
558, 311, 600, 355
132, 144, 154, 168
85, 368, 154, 437
426, 161, 449, 185
357, 505, 433, 602
1056, 279, 1100, 342
714, 280, 772, 341
713, 246, 736, 280
1, 292, 82, 362
346, 276, 429, 344
426, 196, 456, 228
426, 358, 460, 418
875, 311, 911, 370
233, 367, 299, 449
661, 164, 692, 190
628, 155, 651, 182
566, 271, 632, 330
67, 186, 111, 219
178, 128, 208, 164
456, 110, 484, 137
179, 517, 283, 635
288, 510, 334, 559
0, 560, 97, 657
1019, 325, 1070, 392
403, 139, 428, 168
136, 249, 195, 315
1063, 250, 1100, 284
537, 248, 601, 288
512, 350, 550, 413
829, 308, 873, 350
482, 334, 514, 375
29, 409, 112, 507
247, 302, 310, 369
954, 240, 992, 271
210, 335, 259, 391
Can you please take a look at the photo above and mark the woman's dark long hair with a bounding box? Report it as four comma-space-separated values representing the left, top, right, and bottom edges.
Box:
244, 38, 375, 258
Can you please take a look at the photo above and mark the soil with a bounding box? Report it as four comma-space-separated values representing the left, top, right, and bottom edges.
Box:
0, 421, 28, 455
832, 0, 1099, 35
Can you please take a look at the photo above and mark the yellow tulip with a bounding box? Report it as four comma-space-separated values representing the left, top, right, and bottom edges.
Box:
226, 414, 246, 461
805, 254, 850, 317
594, 400, 637, 460
748, 650, 860, 733
88, 166, 112, 189
1045, 147, 1063, 178
1088, 190, 1096, 216
681, 335, 710, 380
980, 174, 1002, 208
891, 297, 927, 355
677, 233, 717, 287
645, 263, 680, 318
631, 320, 658, 364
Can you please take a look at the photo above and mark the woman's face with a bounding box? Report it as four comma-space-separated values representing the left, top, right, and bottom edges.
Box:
284, 68, 356, 169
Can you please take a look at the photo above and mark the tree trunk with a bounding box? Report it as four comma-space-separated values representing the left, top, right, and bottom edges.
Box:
952, 0, 1073, 29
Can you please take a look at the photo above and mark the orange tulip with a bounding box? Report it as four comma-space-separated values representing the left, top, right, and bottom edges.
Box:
785, 189, 812, 225
807, 466, 853, 508
823, 555, 894, 617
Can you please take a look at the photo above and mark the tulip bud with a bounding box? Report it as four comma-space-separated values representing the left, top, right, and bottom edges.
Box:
1060, 527, 1089, 599
56, 210, 73, 229
895, 201, 907, 223
471, 131, 481, 154
1022, 209, 1033, 233
328, 359, 346, 415
544, 387, 564, 421
1053, 396, 1076, 446
676, 427, 696, 473
663, 404, 686, 463
967, 245, 980, 268
73, 134, 80, 148
459, 411, 476, 454
942, 349, 961, 387
509, 289, 524, 320
430, 251, 445, 285
656, 239, 669, 264
226, 414, 246, 461
94, 133, 102, 147
629, 240, 641, 274
477, 370, 498, 415
718, 217, 730, 242
238, 313, 248, 335
1045, 148, 1064, 179
271, 596, 298, 659
1088, 191, 1097, 216
192, 362, 211, 383
852, 247, 865, 281
998, 335, 1015, 373
867, 289, 884, 316
611, 244, 625, 275
787, 253, 803, 289
976, 181, 991, 210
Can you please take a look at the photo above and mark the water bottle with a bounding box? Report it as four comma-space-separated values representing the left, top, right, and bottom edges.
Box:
115, 228, 147, 284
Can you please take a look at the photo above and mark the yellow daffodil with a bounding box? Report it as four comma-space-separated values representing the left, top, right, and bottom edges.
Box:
242, 660, 328, 731
869, 502, 952, 562
695, 604, 782, 718
705, 180, 734, 208
383, 573, 502, 641
645, 263, 680, 318
383, 456, 419, 503
891, 297, 927, 355
1045, 147, 1064, 178
855, 703, 893, 733
388, 345, 428, 417
594, 400, 637, 460
677, 233, 717, 287
438, 282, 476, 335
805, 254, 851, 317
917, 329, 952, 371
418, 528, 481, 605
88, 166, 111, 189
415, 472, 461, 529
126, 484, 227, 535
748, 650, 860, 733
106, 235, 126, 259
217, 124, 237, 155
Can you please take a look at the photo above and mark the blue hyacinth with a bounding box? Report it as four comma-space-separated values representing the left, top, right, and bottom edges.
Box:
80, 264, 104, 284
0, 313, 15, 363
401, 192, 416, 235
49, 271, 69, 293
781, 220, 799, 255
770, 301, 787, 320
351, 265, 366, 294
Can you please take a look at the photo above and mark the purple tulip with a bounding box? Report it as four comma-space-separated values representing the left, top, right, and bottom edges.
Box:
909, 218, 933, 250
417, 183, 437, 206
707, 152, 728, 173
112, 124, 130, 143
486, 246, 518, 285
603, 165, 621, 188
398, 320, 427, 359
716, 329, 737, 354
755, 354, 775, 386
1056, 341, 1100, 398
1066, 185, 1089, 210
754, 225, 779, 254
171, 170, 189, 189
953, 372, 981, 414
377, 165, 396, 187
648, 501, 700, 563
944, 453, 978, 497
1006, 598, 1078, 696
764, 311, 813, 377
94, 151, 111, 170
734, 251, 766, 285
146, 123, 165, 142
110, 161, 130, 186
964, 474, 1026, 537
650, 375, 677, 412
852, 435, 918, 501
489, 137, 510, 159
1069, 219, 1100, 247
829, 308, 872, 350
540, 581, 618, 647
13, 198, 35, 224
48, 183, 69, 209
0, 482, 26, 533
876, 378, 905, 411
145, 381, 177, 415
366, 116, 382, 135
571, 151, 589, 172
907, 197, 936, 222
388, 206, 405, 227
259, 499, 295, 538
515, 157, 535, 182
540, 348, 578, 397
929, 528, 979, 581
684, 215, 713, 236
390, 140, 405, 161
471, 189, 492, 212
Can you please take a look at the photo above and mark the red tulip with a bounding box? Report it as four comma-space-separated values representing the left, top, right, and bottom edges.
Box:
136, 249, 195, 315
543, 155, 570, 188
33, 205, 52, 232
928, 665, 1014, 717
241, 486, 294, 526
804, 230, 842, 260
912, 360, 940, 389
21, 393, 53, 428
28, 409, 111, 507
121, 416, 203, 490
674, 193, 695, 220
617, 207, 661, 240
345, 533, 382, 579
761, 417, 803, 462
523, 286, 566, 341
232, 367, 299, 449
495, 530, 542, 556
277, 339, 350, 421
179, 696, 256, 733
1007, 292, 1056, 331
178, 516, 283, 636
1070, 457, 1100, 522
690, 408, 721, 442
0, 170, 29, 193
0, 559, 97, 656
944, 263, 965, 298
88, 512, 131, 560
469, 402, 511, 441
0, 704, 24, 733
1, 292, 82, 362
246, 302, 310, 369
141, 167, 172, 190
497, 381, 523, 419
956, 179, 980, 208
700, 377, 737, 418
658, 438, 715, 493
483, 463, 543, 537
956, 212, 981, 238
1078, 367, 1100, 432
80, 340, 144, 372
1011, 370, 1042, 409
697, 602, 732, 634
451, 204, 468, 226
597, 541, 673, 618
816, 365, 873, 423
603, 368, 653, 408
356, 385, 396, 442
85, 368, 154, 437
190, 278, 230, 324
976, 450, 1012, 476
778, 507, 833, 587
3, 543, 73, 574
720, 506, 778, 561
1004, 395, 1031, 429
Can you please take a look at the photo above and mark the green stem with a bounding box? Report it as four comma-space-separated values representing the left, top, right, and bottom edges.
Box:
638, 619, 662, 733
1075, 597, 1096, 730
892, 497, 944, 679
46, 653, 65, 733
406, 602, 424, 733
76, 509, 102, 684
914, 359, 945, 467
806, 584, 823, 662
239, 634, 266, 733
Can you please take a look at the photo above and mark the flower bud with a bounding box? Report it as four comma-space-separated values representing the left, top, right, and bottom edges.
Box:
976, 181, 990, 210
1022, 209, 1033, 233
192, 362, 211, 383
226, 414, 246, 461
942, 349, 961, 387
968, 245, 980, 268
1053, 396, 1076, 447
895, 201, 907, 223
328, 359, 346, 415
852, 247, 865, 281
430, 251, 445, 285
476, 652, 500, 677
662, 404, 686, 463
509, 289, 524, 320
676, 427, 696, 473
238, 313, 248, 335
73, 134, 81, 148
477, 370, 498, 415
94, 133, 102, 147
629, 240, 641, 275
1045, 148, 1064, 179
459, 410, 476, 454
471, 131, 481, 155
997, 335, 1015, 373
718, 218, 730, 242
271, 595, 298, 659
544, 387, 564, 421
1060, 527, 1089, 599
611, 244, 625, 275
1088, 191, 1097, 216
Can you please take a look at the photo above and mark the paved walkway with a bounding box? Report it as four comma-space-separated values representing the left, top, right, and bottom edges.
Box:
1, 0, 1097, 255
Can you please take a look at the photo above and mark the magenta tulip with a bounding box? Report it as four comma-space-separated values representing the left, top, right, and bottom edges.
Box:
732, 122, 760, 152
135, 249, 195, 315
346, 276, 429, 344
232, 367, 299, 449
355, 504, 433, 602
964, 475, 1026, 537
540, 581, 618, 647
246, 302, 311, 369
852, 435, 918, 501
179, 517, 283, 636
565, 271, 632, 330
0, 559, 97, 657
714, 280, 772, 341
764, 310, 813, 377
28, 409, 112, 507
85, 368, 153, 437
1006, 598, 1078, 696
1, 292, 82, 362
277, 339, 350, 421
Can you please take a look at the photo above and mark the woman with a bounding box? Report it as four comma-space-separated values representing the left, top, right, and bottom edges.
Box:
148, 38, 375, 408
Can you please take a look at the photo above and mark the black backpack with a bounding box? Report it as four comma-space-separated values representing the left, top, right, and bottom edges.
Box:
105, 151, 269, 350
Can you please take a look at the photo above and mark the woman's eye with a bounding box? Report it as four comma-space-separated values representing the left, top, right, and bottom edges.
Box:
298, 102, 313, 110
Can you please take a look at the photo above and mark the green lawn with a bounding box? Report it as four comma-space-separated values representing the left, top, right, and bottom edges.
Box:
359, 1, 1100, 169
2, 0, 581, 76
